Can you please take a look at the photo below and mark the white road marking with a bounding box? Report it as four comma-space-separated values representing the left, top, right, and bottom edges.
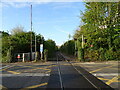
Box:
0, 65, 10, 69
93, 73, 119, 76
57, 54, 64, 90
1, 73, 50, 77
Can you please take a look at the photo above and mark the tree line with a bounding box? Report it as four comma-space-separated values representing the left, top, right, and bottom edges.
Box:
1, 26, 57, 63
60, 2, 120, 61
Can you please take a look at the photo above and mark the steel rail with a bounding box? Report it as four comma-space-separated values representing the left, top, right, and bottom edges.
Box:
58, 52, 101, 90
56, 53, 64, 90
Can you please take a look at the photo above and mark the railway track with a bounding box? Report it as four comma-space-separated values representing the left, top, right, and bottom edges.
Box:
47, 52, 114, 90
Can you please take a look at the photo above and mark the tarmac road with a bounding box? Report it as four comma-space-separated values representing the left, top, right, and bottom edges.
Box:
47, 53, 114, 90
1, 62, 53, 89
1, 60, 119, 89
47, 61, 114, 90
72, 61, 119, 90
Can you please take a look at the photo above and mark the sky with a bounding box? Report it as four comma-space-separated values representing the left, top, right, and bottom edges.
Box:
0, 1, 86, 46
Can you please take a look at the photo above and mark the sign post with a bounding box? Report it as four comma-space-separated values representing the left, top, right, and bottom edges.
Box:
40, 44, 43, 60
17, 54, 20, 62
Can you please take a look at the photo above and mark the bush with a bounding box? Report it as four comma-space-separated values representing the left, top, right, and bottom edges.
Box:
85, 49, 99, 61
79, 48, 84, 61
104, 50, 119, 60
99, 48, 106, 61
2, 56, 10, 63
2, 50, 12, 63
84, 47, 120, 61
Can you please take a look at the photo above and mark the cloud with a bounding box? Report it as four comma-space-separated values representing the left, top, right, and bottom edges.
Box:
1, 1, 47, 8
1, 0, 119, 2
35, 17, 76, 25
2, 0, 83, 3
1, 0, 118, 8
36, 20, 70, 25
54, 26, 69, 35
1, 0, 82, 8
57, 29, 69, 34
2, 2, 30, 8
52, 2, 80, 9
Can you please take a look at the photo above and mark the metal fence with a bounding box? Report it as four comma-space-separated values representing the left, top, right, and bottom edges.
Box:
14, 52, 35, 62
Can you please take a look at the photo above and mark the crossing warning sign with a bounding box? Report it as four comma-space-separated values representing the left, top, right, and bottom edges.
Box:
17, 54, 20, 59
40, 44, 43, 53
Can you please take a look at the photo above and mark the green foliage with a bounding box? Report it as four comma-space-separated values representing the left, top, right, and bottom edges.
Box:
11, 26, 24, 35
10, 32, 32, 53
104, 50, 114, 60
60, 40, 75, 55
1, 49, 12, 63
2, 26, 57, 62
79, 48, 84, 61
98, 48, 105, 60
74, 2, 119, 61
104, 50, 120, 60
44, 39, 57, 58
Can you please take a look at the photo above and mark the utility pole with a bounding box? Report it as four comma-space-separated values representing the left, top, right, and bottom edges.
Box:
30, 5, 32, 61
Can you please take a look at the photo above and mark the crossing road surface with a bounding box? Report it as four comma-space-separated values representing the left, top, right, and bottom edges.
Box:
47, 53, 114, 90
1, 53, 118, 89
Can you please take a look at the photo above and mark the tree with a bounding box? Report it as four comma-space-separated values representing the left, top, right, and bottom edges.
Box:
11, 26, 24, 35
1, 31, 12, 62
60, 40, 75, 55
44, 39, 57, 58
74, 2, 120, 60
1, 25, 58, 62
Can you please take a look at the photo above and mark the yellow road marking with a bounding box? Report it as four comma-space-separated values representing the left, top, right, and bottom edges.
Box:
45, 70, 51, 73
62, 64, 70, 66
66, 60, 68, 62
27, 64, 57, 71
90, 65, 115, 73
83, 66, 94, 67
23, 67, 51, 73
2, 64, 56, 74
18, 65, 33, 68
106, 76, 120, 85
0, 65, 15, 71
25, 83, 47, 88
98, 77, 110, 81
18, 64, 56, 70
7, 71, 20, 74
47, 65, 57, 68
31, 67, 50, 71
110, 68, 118, 69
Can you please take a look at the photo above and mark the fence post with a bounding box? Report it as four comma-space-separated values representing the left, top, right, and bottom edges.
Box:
44, 49, 48, 62
23, 53, 25, 62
